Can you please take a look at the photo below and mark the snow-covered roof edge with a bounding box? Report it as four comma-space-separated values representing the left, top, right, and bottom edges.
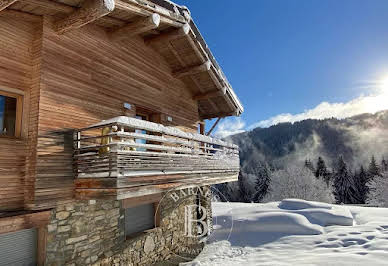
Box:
148, 0, 244, 116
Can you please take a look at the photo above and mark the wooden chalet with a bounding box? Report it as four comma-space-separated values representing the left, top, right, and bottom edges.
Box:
0, 0, 243, 265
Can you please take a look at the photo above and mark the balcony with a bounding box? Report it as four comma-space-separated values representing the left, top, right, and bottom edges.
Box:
73, 116, 239, 200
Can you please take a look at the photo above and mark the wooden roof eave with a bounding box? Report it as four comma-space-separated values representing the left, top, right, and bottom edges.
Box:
0, 0, 243, 118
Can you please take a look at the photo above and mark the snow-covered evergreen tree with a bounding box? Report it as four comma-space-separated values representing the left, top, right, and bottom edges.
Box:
252, 164, 271, 203
333, 156, 358, 204
353, 166, 368, 204
264, 165, 334, 203
315, 156, 331, 185
381, 157, 388, 173
368, 155, 381, 177
238, 171, 253, 203
367, 172, 388, 207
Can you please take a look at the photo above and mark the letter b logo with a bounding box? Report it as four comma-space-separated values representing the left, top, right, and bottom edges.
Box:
184, 205, 208, 238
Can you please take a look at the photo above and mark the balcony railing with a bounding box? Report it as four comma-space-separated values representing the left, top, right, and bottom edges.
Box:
73, 116, 239, 198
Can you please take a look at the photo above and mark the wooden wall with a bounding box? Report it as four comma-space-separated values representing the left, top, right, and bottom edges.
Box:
0, 14, 42, 211
30, 17, 200, 209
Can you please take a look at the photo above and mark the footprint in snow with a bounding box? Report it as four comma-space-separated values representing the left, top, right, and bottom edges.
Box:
356, 252, 368, 256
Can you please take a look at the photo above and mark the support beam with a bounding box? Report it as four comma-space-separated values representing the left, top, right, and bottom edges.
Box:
173, 61, 212, 79
0, 0, 17, 11
206, 117, 222, 136
145, 23, 190, 45
109, 13, 160, 41
193, 87, 227, 101
54, 0, 115, 34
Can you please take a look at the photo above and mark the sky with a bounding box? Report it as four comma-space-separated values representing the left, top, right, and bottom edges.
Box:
174, 0, 388, 137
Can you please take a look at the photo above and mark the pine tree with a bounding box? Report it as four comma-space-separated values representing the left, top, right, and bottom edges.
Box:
333, 156, 358, 204
353, 166, 368, 204
381, 157, 388, 173
252, 164, 271, 203
368, 155, 381, 178
238, 171, 251, 203
315, 156, 331, 185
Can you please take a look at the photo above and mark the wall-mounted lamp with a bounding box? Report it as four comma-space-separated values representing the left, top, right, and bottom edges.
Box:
167, 116, 173, 122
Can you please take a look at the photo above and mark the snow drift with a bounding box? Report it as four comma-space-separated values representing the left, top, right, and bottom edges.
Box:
184, 199, 388, 266
211, 199, 354, 246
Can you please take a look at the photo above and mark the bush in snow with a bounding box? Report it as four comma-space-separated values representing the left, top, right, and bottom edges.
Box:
264, 165, 334, 203
367, 172, 388, 207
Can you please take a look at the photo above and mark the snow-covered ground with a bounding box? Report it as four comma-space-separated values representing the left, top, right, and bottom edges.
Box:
183, 199, 388, 266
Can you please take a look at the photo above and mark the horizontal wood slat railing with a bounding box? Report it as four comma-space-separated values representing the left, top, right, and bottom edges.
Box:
73, 116, 240, 180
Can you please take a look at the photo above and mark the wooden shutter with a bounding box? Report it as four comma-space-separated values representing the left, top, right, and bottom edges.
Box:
0, 228, 37, 266
125, 203, 155, 236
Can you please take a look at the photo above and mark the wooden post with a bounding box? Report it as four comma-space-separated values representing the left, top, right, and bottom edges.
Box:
54, 0, 115, 34
109, 13, 160, 41
199, 121, 205, 135
37, 226, 48, 266
0, 0, 17, 12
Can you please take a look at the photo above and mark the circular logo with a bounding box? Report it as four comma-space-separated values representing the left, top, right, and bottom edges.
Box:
154, 184, 234, 261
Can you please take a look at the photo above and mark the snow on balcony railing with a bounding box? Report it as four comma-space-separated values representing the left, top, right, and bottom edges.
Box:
73, 116, 239, 178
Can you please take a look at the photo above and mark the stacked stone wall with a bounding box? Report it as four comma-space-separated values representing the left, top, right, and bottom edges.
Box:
45, 186, 212, 266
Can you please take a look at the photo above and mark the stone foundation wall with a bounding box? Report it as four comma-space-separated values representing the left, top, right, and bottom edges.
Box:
45, 186, 212, 266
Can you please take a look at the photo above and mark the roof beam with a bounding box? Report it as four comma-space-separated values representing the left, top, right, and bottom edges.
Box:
173, 61, 212, 79
22, 0, 123, 26
115, 0, 185, 27
0, 0, 17, 12
54, 0, 115, 34
109, 13, 160, 41
193, 87, 227, 101
145, 23, 190, 45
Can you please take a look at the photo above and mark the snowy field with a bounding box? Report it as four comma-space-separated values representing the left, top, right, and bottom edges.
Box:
182, 199, 388, 266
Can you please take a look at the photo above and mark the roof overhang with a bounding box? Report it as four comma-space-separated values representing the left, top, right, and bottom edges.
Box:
1, 0, 244, 119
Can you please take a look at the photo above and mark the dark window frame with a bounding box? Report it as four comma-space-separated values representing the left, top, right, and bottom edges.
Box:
0, 90, 23, 138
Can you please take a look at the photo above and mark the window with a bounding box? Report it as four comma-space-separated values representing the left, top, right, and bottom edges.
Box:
0, 90, 22, 137
123, 194, 161, 238
125, 203, 155, 237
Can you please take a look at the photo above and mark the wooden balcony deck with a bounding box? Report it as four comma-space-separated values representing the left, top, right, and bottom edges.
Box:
74, 116, 239, 199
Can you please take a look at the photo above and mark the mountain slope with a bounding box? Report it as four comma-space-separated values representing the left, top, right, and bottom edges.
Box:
227, 110, 388, 170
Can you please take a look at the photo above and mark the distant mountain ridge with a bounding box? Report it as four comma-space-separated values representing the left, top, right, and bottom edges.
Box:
227, 110, 388, 170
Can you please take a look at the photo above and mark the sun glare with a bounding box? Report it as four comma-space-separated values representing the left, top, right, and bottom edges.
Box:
379, 76, 388, 95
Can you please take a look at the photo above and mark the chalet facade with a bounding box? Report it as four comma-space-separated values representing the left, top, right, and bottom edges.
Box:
0, 0, 243, 265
